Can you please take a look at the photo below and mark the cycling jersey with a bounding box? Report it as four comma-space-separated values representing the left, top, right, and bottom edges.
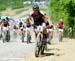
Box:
13, 25, 18, 29
58, 21, 64, 28
30, 11, 45, 26
19, 22, 24, 28
3, 21, 9, 27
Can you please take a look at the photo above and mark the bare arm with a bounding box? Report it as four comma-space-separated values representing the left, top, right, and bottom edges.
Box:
28, 16, 34, 25
8, 21, 12, 26
0, 22, 3, 27
43, 14, 53, 26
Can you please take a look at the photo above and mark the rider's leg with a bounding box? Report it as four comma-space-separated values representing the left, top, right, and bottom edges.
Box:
43, 24, 51, 44
2, 27, 7, 42
34, 28, 39, 38
35, 31, 39, 38
26, 27, 31, 43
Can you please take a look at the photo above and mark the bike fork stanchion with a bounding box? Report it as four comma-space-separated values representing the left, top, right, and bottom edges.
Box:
2, 32, 6, 43
59, 31, 63, 42
0, 31, 2, 40
27, 30, 31, 44
22, 32, 24, 42
21, 29, 25, 43
6, 31, 10, 42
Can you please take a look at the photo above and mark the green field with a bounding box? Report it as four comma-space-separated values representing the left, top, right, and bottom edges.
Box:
0, 0, 33, 11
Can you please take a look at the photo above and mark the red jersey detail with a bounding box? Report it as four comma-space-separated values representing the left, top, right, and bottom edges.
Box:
58, 21, 64, 27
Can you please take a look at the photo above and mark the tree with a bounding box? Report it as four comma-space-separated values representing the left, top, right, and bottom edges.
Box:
49, 0, 75, 38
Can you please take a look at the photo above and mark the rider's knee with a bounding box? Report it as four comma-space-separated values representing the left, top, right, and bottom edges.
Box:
35, 31, 38, 37
43, 28, 47, 34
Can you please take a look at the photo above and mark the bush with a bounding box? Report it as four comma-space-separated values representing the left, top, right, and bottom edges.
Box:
73, 26, 75, 38
49, 0, 75, 38
63, 28, 68, 37
12, 6, 24, 9
0, 8, 6, 11
0, 0, 32, 11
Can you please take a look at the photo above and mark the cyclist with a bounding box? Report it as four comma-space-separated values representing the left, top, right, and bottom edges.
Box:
57, 18, 64, 29
1, 17, 12, 42
1, 18, 11, 31
18, 21, 25, 42
19, 21, 25, 34
28, 4, 53, 55
26, 18, 32, 43
28, 4, 53, 38
6, 17, 12, 26
57, 18, 64, 41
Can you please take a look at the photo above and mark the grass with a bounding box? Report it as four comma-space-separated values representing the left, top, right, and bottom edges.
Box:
0, 13, 2, 15
15, 8, 28, 14
0, 0, 33, 11
20, 14, 28, 18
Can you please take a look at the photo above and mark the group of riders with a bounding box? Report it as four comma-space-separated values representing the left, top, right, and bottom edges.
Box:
0, 4, 64, 56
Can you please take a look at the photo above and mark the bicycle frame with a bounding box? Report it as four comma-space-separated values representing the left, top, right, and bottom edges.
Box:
58, 28, 63, 42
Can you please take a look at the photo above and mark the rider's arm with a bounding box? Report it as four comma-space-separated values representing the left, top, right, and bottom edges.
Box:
8, 21, 12, 26
28, 16, 34, 25
28, 11, 34, 25
57, 21, 59, 27
43, 14, 53, 26
0, 22, 3, 27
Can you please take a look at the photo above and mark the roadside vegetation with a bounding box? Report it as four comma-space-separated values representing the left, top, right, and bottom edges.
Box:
49, 0, 75, 38
0, 0, 32, 11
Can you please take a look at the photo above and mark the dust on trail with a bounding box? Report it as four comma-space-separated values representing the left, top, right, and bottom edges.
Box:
19, 30, 75, 61
0, 6, 75, 61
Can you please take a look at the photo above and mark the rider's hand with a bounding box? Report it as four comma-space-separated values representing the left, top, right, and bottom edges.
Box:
50, 25, 53, 28
31, 24, 37, 28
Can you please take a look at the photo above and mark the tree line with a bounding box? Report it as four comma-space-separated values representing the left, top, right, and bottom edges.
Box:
49, 0, 75, 38
0, 0, 33, 11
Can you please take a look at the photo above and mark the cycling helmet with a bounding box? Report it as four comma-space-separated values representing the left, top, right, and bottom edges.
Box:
6, 17, 9, 21
33, 4, 39, 10
2, 19, 6, 22
19, 22, 23, 25
59, 18, 63, 21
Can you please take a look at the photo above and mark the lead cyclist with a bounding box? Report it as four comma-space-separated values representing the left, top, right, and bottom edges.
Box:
28, 4, 53, 45
29, 4, 53, 56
